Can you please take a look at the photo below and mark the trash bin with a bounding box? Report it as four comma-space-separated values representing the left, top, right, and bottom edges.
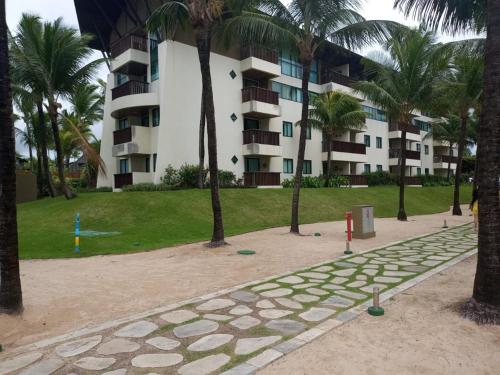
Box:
352, 205, 376, 239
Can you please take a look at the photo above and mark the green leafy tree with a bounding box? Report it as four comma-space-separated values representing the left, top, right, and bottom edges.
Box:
355, 27, 450, 221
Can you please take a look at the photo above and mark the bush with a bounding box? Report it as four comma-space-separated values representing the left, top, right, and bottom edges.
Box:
420, 175, 453, 187
217, 170, 237, 188
122, 183, 170, 192
161, 165, 181, 188
326, 175, 350, 188
281, 175, 350, 188
76, 186, 113, 193
178, 164, 207, 188
364, 171, 397, 186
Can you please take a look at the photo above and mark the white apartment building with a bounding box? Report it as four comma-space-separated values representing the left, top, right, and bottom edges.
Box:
75, 1, 458, 190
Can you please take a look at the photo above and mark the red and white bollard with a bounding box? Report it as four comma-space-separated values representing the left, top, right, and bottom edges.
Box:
345, 211, 353, 254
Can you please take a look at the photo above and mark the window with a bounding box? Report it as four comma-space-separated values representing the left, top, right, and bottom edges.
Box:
145, 157, 150, 173
119, 159, 128, 174
244, 118, 259, 130
425, 168, 430, 175
116, 73, 128, 86
416, 143, 421, 152
245, 158, 260, 172
118, 118, 129, 130
150, 38, 159, 81
271, 81, 319, 104
283, 121, 293, 137
304, 160, 312, 175
364, 164, 371, 174
283, 158, 294, 174
362, 105, 387, 122
377, 165, 383, 172
417, 167, 422, 176
279, 51, 319, 84
424, 145, 429, 155
306, 126, 311, 140
141, 112, 149, 127
415, 119, 431, 132
153, 154, 157, 172
364, 135, 371, 147
152, 108, 160, 127
376, 137, 382, 149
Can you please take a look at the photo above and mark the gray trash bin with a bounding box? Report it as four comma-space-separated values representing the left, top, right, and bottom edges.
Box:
352, 205, 376, 239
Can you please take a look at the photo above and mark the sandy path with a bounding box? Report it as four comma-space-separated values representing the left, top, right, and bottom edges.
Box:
258, 255, 500, 375
0, 206, 471, 350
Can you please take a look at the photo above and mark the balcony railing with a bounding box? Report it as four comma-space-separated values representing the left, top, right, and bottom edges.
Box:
389, 123, 421, 135
342, 175, 368, 186
404, 176, 422, 186
321, 70, 356, 87
243, 129, 280, 146
244, 172, 281, 187
111, 35, 148, 58
113, 127, 132, 145
112, 80, 149, 100
323, 140, 366, 154
241, 45, 279, 64
114, 173, 133, 189
389, 149, 421, 160
434, 155, 458, 164
242, 86, 279, 105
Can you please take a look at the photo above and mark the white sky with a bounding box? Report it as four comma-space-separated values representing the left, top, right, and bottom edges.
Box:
9, 0, 478, 156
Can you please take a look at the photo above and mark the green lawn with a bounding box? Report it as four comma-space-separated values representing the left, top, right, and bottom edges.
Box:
17, 186, 472, 259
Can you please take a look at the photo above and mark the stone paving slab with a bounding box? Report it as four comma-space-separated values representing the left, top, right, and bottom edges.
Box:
0, 224, 477, 375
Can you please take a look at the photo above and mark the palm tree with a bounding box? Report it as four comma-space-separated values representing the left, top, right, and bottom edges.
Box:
0, 0, 23, 314
355, 27, 450, 221
225, 0, 398, 233
307, 91, 366, 181
147, 0, 232, 247
394, 0, 499, 323
12, 90, 36, 171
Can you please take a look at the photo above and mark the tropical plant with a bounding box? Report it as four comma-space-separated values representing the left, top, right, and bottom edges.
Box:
12, 89, 35, 171
355, 27, 451, 221
0, 0, 23, 314
395, 0, 499, 324
307, 91, 366, 182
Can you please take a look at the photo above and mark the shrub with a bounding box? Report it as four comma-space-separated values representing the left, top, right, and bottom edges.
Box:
364, 171, 397, 186
178, 164, 207, 188
217, 170, 237, 188
420, 175, 453, 187
327, 175, 350, 188
161, 165, 181, 188
281, 175, 350, 188
122, 183, 169, 192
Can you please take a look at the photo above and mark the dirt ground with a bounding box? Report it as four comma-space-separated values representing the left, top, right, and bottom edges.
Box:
258, 255, 500, 375
0, 207, 473, 351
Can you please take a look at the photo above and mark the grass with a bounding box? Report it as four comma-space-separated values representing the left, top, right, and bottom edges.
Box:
17, 185, 472, 259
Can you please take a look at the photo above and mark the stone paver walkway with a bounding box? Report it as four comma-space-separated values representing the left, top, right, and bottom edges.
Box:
0, 224, 477, 375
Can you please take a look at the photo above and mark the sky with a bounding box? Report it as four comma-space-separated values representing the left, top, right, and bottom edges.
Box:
9, 0, 477, 156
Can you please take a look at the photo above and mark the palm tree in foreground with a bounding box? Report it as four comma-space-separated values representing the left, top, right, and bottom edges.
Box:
0, 0, 23, 314
308, 91, 366, 181
395, 0, 499, 323
225, 0, 398, 233
355, 27, 450, 221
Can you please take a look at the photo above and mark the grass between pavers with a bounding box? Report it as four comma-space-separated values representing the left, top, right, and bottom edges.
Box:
17, 185, 472, 259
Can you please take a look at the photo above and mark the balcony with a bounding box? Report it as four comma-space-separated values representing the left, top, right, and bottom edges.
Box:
242, 87, 281, 118
244, 172, 281, 187
114, 172, 152, 189
242, 129, 282, 157
112, 126, 151, 157
322, 140, 367, 163
110, 81, 159, 119
388, 123, 422, 142
321, 70, 356, 88
341, 175, 368, 187
112, 80, 149, 100
241, 45, 281, 78
433, 155, 458, 170
110, 35, 149, 75
389, 149, 422, 167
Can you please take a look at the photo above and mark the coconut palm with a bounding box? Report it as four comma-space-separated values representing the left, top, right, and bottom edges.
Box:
224, 0, 399, 233
12, 90, 35, 171
395, 0, 499, 324
355, 27, 451, 221
307, 91, 366, 181
0, 0, 23, 314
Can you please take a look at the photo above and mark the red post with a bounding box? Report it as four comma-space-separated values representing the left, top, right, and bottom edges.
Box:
345, 211, 352, 242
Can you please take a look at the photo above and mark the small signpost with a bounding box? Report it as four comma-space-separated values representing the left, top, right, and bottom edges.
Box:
345, 211, 353, 255
75, 213, 80, 253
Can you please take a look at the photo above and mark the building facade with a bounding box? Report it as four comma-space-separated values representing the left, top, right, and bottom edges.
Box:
74, 1, 458, 190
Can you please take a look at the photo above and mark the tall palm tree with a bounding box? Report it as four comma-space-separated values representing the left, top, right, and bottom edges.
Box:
307, 91, 366, 181
225, 0, 398, 233
355, 27, 450, 221
12, 90, 35, 171
395, 0, 499, 323
0, 0, 23, 314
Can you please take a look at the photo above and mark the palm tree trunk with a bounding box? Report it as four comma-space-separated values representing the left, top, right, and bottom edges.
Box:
462, 0, 500, 323
291, 60, 312, 234
195, 27, 225, 247
0, 1, 23, 314
398, 128, 408, 221
36, 101, 56, 197
35, 145, 43, 196
48, 103, 76, 200
326, 134, 333, 179
472, 154, 478, 191
453, 115, 468, 215
198, 86, 206, 189
26, 124, 34, 172
447, 144, 453, 180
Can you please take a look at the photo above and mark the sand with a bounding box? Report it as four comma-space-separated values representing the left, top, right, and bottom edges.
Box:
258, 255, 500, 375
0, 206, 473, 351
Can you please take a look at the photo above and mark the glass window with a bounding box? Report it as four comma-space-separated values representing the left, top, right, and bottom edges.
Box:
424, 145, 429, 155
150, 38, 159, 81
283, 121, 293, 137
306, 126, 311, 140
364, 135, 371, 147
283, 158, 294, 174
425, 168, 429, 175
116, 73, 128, 86
417, 167, 422, 176
279, 51, 319, 84
145, 157, 150, 173
377, 165, 383, 172
416, 143, 421, 152
153, 154, 157, 172
141, 112, 149, 127
376, 137, 382, 149
304, 160, 312, 175
119, 159, 128, 174
415, 119, 431, 132
118, 118, 129, 130
362, 105, 387, 122
364, 164, 371, 174
245, 158, 260, 172
152, 108, 160, 127
244, 118, 259, 130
